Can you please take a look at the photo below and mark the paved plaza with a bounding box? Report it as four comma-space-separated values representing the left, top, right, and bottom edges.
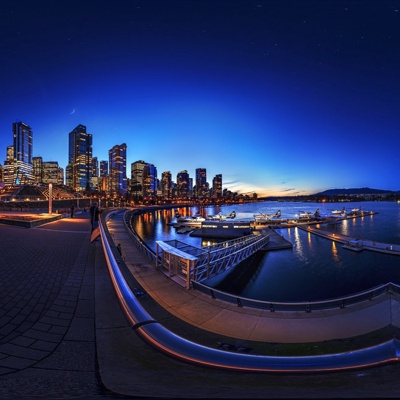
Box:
0, 210, 399, 399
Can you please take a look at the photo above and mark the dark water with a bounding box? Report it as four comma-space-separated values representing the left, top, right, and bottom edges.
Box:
132, 201, 400, 302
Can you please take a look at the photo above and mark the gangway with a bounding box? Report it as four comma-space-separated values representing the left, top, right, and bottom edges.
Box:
156, 233, 270, 289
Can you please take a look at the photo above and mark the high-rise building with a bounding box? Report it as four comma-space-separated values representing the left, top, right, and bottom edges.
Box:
13, 121, 33, 185
161, 171, 172, 199
108, 143, 127, 195
3, 146, 15, 187
176, 170, 190, 199
212, 174, 222, 198
99, 160, 108, 177
130, 160, 147, 197
67, 124, 93, 191
92, 157, 99, 178
91, 157, 99, 190
143, 163, 157, 198
43, 161, 59, 184
195, 168, 207, 198
32, 156, 43, 184
57, 167, 64, 185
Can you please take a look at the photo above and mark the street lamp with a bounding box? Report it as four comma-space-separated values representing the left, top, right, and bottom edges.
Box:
48, 183, 53, 215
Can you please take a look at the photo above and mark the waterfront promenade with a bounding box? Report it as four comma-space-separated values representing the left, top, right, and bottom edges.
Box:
0, 210, 400, 398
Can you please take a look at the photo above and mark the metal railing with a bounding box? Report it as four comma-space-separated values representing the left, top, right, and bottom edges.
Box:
193, 234, 269, 282
124, 208, 400, 312
100, 208, 400, 373
192, 280, 400, 312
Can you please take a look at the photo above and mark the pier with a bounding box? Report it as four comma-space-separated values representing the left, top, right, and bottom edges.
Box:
253, 209, 378, 229
298, 225, 400, 256
156, 232, 271, 289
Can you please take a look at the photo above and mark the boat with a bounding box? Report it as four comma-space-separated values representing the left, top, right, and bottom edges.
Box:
176, 215, 206, 225
207, 211, 236, 220
342, 240, 363, 252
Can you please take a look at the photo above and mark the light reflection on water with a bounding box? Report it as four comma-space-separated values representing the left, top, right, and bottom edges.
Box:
132, 201, 400, 302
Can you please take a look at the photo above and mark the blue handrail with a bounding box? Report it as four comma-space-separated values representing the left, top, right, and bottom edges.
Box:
99, 209, 400, 373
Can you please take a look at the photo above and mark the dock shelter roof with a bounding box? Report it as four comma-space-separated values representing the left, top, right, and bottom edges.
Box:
156, 240, 205, 260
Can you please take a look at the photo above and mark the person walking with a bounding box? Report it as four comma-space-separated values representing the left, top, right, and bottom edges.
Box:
70, 204, 75, 218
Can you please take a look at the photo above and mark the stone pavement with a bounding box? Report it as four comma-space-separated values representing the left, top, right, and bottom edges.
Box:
0, 210, 400, 399
0, 211, 104, 398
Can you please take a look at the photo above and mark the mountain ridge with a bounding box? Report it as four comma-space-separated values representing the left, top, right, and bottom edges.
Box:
314, 187, 399, 196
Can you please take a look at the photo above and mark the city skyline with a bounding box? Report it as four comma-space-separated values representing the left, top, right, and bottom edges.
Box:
1, 1, 399, 196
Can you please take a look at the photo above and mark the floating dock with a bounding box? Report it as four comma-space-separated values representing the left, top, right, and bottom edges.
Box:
298, 225, 400, 256
253, 210, 378, 229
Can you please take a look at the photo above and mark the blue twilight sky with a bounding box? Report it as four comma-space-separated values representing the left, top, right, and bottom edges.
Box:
1, 0, 399, 196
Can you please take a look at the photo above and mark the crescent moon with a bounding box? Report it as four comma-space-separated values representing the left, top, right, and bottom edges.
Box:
70, 108, 76, 114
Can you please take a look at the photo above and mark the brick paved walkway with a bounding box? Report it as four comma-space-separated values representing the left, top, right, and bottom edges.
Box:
0, 213, 104, 398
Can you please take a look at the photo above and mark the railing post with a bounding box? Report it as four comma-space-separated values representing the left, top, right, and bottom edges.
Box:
207, 251, 211, 278
155, 242, 159, 269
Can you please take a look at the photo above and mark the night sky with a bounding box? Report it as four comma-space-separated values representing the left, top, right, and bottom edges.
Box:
1, 0, 399, 196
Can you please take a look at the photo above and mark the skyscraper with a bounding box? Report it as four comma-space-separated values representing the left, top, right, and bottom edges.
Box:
3, 146, 15, 187
212, 174, 222, 198
176, 170, 190, 199
143, 163, 157, 198
99, 160, 108, 192
67, 124, 92, 191
92, 157, 99, 178
161, 171, 172, 199
108, 143, 127, 195
195, 168, 207, 198
32, 156, 43, 184
131, 160, 147, 198
12, 121, 33, 185
42, 161, 59, 184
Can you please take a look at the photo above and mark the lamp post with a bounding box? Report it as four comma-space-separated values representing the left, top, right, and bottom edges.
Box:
48, 183, 53, 215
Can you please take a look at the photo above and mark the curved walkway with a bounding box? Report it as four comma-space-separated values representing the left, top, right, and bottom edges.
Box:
109, 212, 400, 343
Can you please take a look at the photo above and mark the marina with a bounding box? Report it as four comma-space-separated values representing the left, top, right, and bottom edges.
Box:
132, 201, 400, 303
